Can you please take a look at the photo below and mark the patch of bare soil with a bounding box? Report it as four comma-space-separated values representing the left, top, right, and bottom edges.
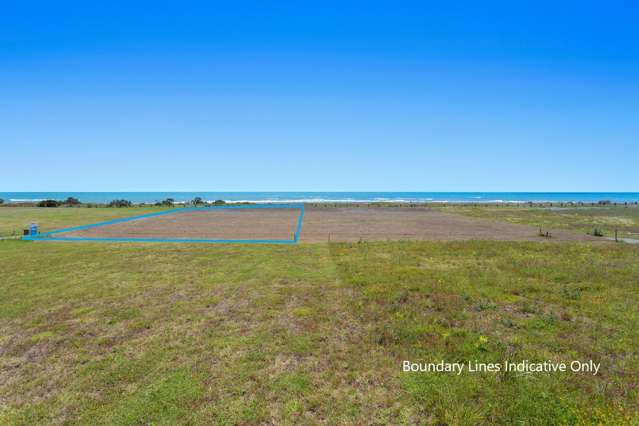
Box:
298, 207, 601, 242
61, 208, 300, 240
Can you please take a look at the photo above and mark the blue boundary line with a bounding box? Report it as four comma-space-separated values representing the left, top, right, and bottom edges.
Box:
294, 204, 305, 242
23, 204, 305, 244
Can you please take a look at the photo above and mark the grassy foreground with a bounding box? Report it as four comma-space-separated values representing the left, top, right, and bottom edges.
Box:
1, 239, 638, 425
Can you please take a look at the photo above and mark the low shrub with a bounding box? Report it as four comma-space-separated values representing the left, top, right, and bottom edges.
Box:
108, 199, 133, 208
64, 197, 81, 206
37, 199, 61, 207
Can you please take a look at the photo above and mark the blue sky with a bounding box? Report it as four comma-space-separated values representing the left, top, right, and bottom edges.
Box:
2, 1, 637, 191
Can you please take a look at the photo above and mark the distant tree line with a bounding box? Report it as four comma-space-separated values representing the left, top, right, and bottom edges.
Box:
31, 197, 222, 208
37, 200, 61, 207
155, 198, 175, 207
36, 197, 81, 207
13, 196, 234, 208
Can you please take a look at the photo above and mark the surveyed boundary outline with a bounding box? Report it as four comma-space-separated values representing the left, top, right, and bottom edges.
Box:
23, 204, 305, 244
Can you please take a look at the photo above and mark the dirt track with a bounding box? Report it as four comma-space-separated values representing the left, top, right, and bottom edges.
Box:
60, 207, 600, 243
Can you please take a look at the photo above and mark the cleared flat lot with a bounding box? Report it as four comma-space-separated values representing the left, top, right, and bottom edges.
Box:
298, 207, 600, 242
58, 207, 599, 242
61, 208, 300, 240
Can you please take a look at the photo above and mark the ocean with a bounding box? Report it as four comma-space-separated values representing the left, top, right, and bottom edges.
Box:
1, 192, 638, 204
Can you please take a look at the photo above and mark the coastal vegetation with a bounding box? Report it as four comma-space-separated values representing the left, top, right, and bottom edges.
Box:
156, 198, 175, 207
0, 196, 230, 210
1, 238, 637, 424
107, 199, 134, 208
36, 199, 62, 208
64, 197, 81, 206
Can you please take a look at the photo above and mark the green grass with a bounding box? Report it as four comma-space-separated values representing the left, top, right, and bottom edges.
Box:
0, 207, 172, 237
436, 204, 639, 240
1, 238, 638, 425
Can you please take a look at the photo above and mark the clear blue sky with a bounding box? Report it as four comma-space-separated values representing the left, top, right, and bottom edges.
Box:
2, 1, 637, 191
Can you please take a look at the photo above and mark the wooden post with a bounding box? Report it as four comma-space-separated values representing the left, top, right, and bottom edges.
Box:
615, 228, 618, 242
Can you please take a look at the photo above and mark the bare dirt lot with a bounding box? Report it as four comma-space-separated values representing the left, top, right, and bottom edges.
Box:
299, 207, 601, 242
61, 208, 301, 240
56, 207, 601, 242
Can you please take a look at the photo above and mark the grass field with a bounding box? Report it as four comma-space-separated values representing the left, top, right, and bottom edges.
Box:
1, 234, 638, 424
0, 207, 173, 238
1, 207, 638, 424
436, 204, 639, 240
